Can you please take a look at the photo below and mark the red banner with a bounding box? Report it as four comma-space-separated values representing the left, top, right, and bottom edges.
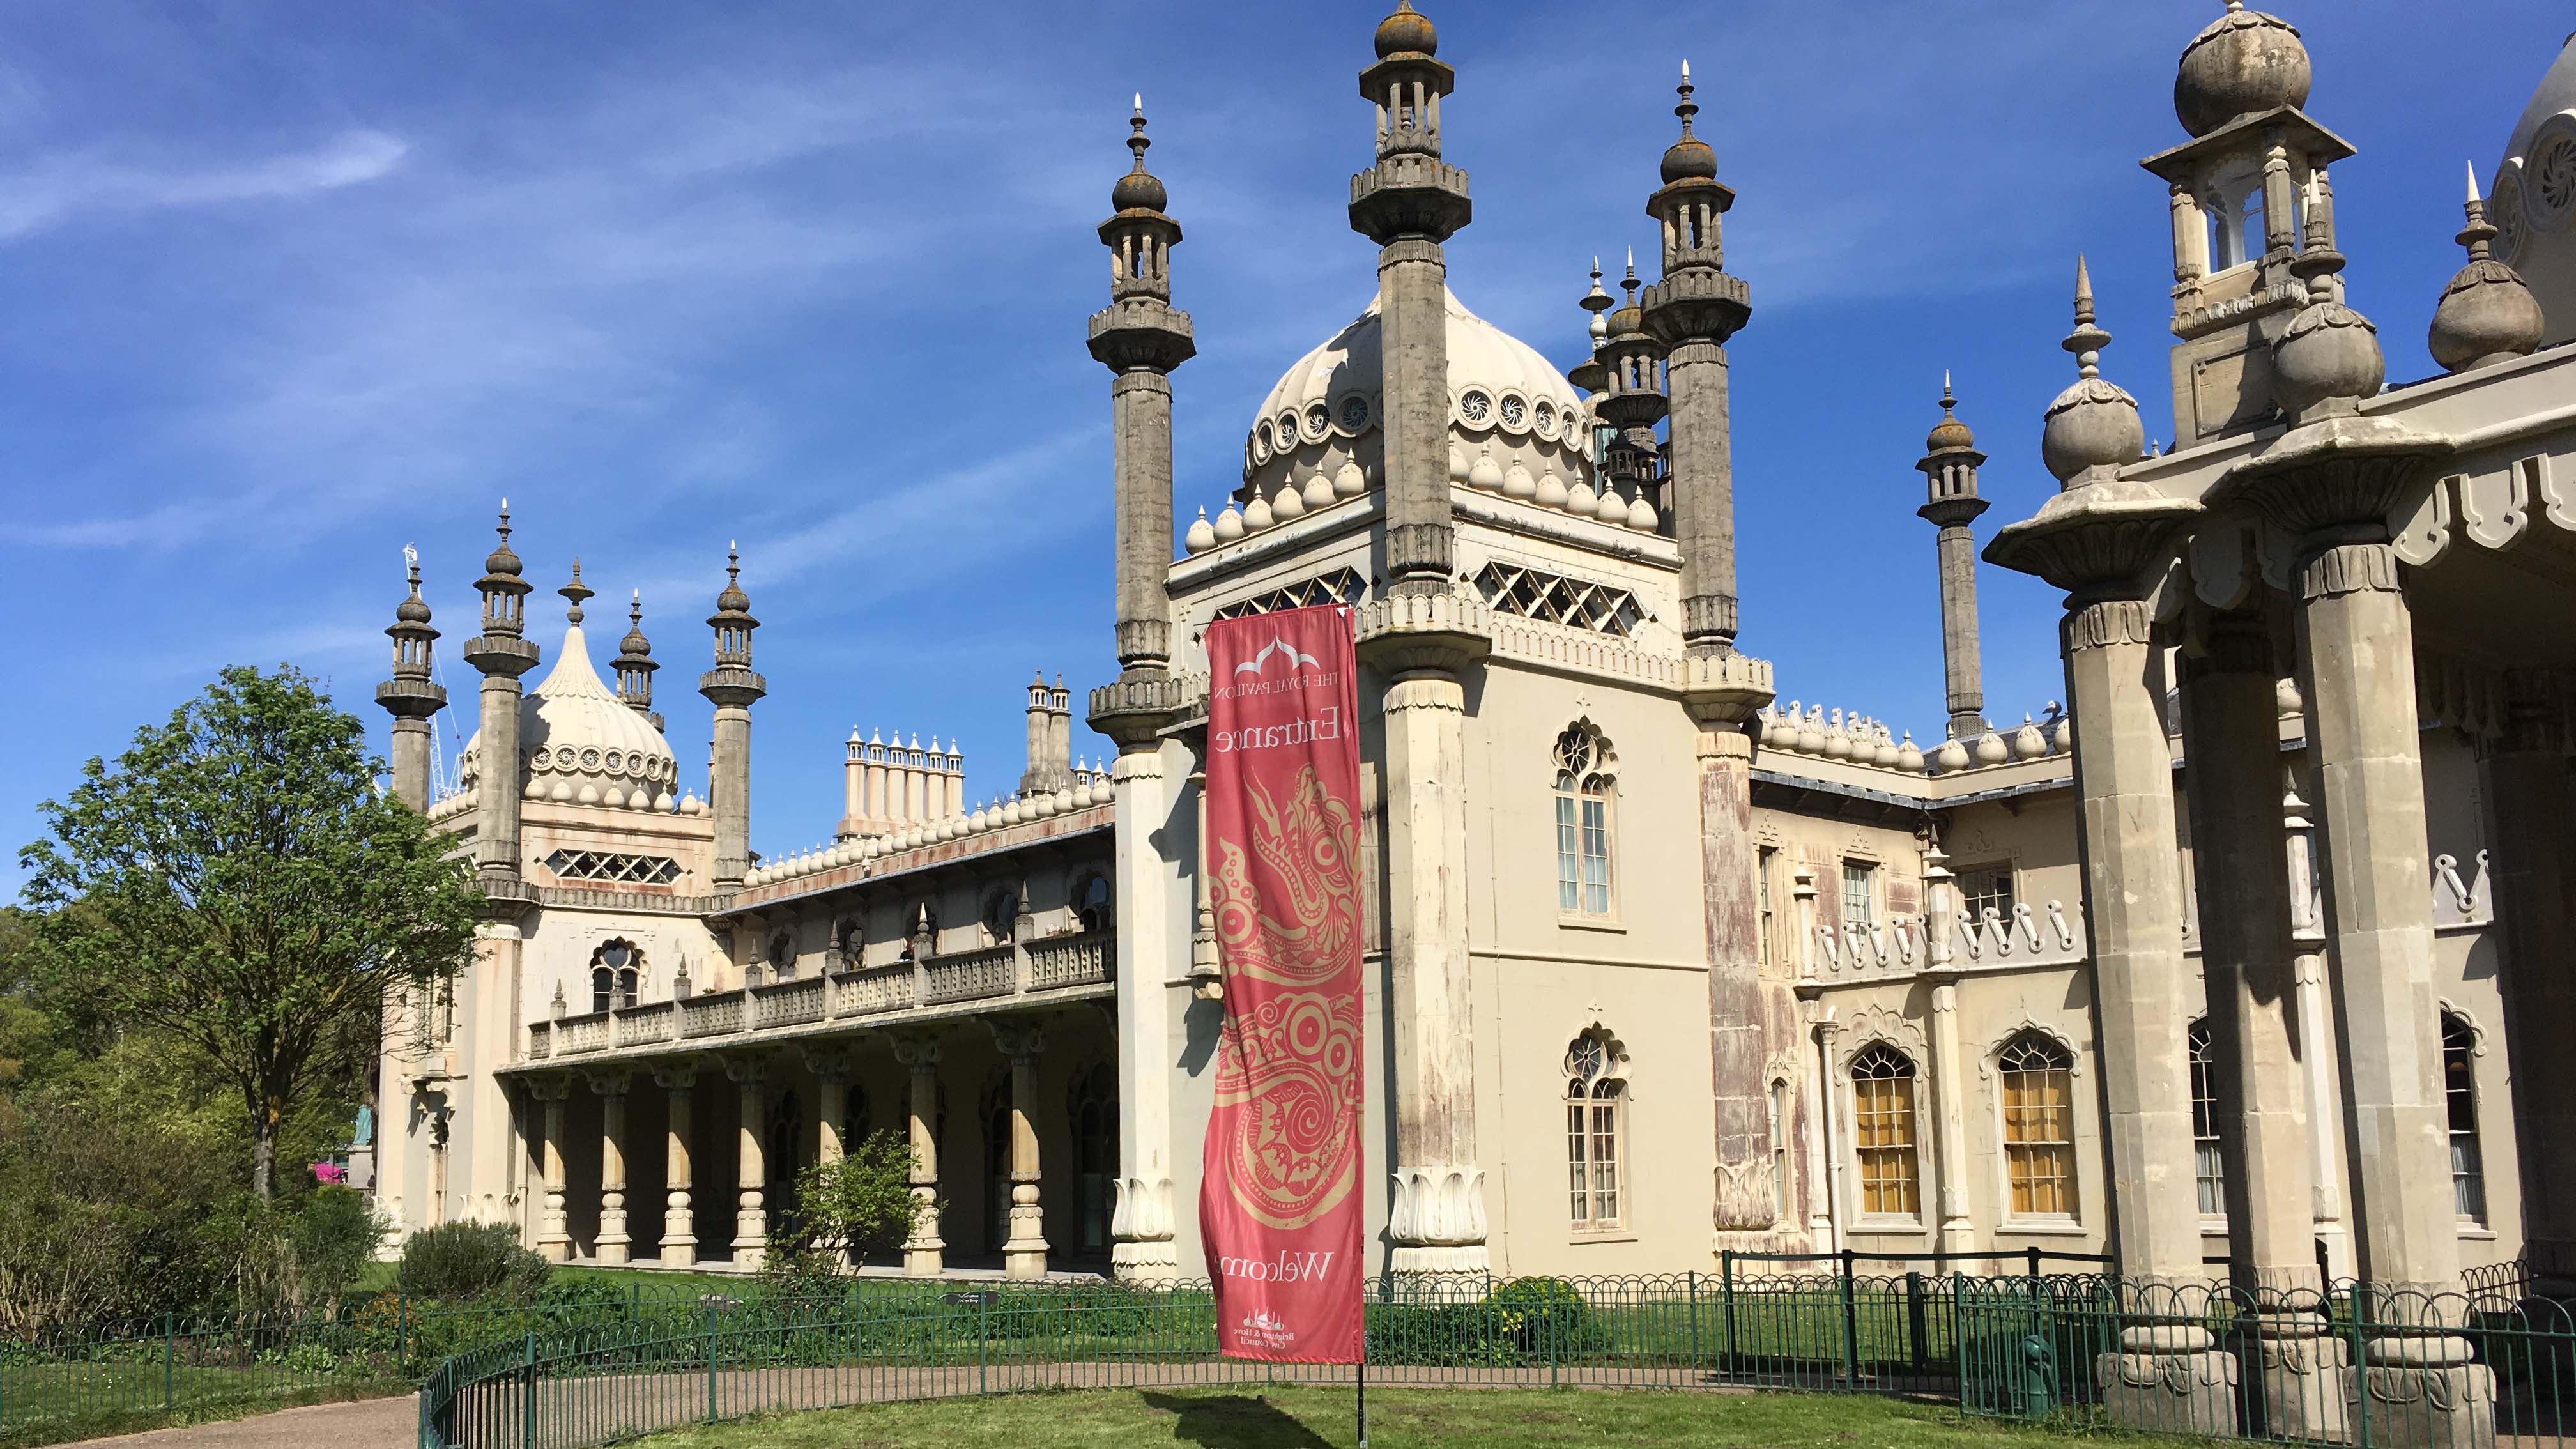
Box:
1199, 604, 1365, 1363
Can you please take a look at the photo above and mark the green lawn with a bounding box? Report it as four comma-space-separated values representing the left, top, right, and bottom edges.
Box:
615, 1385, 2163, 1449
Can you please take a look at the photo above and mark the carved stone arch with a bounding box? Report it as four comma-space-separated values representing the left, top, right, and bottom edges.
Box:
1836, 1003, 1926, 1078
1563, 1021, 1630, 1087
1979, 1015, 2084, 1083
2437, 999, 2492, 1057
1552, 718, 1618, 783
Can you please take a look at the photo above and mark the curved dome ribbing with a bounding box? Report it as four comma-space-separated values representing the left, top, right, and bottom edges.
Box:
463, 620, 678, 807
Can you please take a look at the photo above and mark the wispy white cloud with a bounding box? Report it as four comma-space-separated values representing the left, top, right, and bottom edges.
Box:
0, 128, 407, 241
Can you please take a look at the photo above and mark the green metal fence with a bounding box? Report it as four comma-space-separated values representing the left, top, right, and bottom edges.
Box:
1954, 1276, 2576, 1449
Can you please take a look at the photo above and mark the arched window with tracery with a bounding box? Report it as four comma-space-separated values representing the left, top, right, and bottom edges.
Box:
590, 939, 639, 1013
1073, 873, 1112, 933
2000, 1032, 2077, 1218
1552, 723, 1617, 919
2189, 1019, 2225, 1216
2443, 1012, 2486, 1222
767, 930, 797, 981
1850, 1044, 1919, 1217
982, 890, 1018, 947
1565, 1028, 1627, 1231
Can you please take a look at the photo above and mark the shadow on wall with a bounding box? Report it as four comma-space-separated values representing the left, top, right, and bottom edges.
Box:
1137, 1392, 1337, 1449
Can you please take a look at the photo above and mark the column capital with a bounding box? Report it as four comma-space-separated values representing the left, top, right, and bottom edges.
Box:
585, 1068, 632, 1096
652, 1062, 699, 1092
799, 1045, 855, 1081
890, 1032, 943, 1070
989, 1020, 1046, 1061
2063, 597, 2156, 653
524, 1074, 574, 1102
2209, 413, 2446, 544
2297, 540, 2402, 601
1355, 587, 1491, 677
1986, 478, 2202, 600
720, 1052, 769, 1086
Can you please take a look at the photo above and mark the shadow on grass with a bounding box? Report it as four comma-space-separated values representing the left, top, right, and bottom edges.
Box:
1139, 1391, 1337, 1448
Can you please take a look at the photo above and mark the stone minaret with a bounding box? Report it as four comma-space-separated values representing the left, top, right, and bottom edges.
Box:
377, 549, 447, 811
698, 546, 764, 891
1639, 61, 1779, 1246
1595, 250, 1669, 514
1915, 377, 1989, 740
1082, 97, 1195, 1284
462, 506, 540, 879
614, 590, 664, 734
1085, 97, 1194, 699
1349, 0, 1470, 597
1642, 61, 1752, 655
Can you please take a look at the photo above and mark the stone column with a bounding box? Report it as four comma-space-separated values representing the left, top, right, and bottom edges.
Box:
1921, 851, 1976, 1257
2285, 773, 2353, 1279
724, 1055, 769, 1269
2481, 670, 2576, 1285
591, 1071, 632, 1266
1686, 654, 1781, 1244
993, 1022, 1050, 1280
806, 1046, 852, 1165
892, 1033, 945, 1276
1930, 507, 1988, 740
1377, 236, 1454, 596
530, 1077, 572, 1262
1363, 597, 1491, 1276
1103, 742, 1179, 1281
2177, 615, 2317, 1292
655, 1064, 696, 1268
1812, 1013, 1846, 1250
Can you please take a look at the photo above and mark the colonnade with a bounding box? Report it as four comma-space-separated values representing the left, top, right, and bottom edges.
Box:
516, 1016, 1081, 1280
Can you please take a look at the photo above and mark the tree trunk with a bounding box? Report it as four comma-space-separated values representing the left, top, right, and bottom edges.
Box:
252, 1109, 276, 1200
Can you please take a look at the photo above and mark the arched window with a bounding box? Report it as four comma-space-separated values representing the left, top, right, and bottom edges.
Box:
982, 891, 1018, 947
590, 940, 639, 1013
2000, 1032, 2077, 1218
834, 917, 862, 964
2443, 1013, 2486, 1222
767, 930, 797, 980
1073, 874, 1113, 933
2189, 1019, 2225, 1216
1552, 724, 1617, 919
1565, 1029, 1627, 1230
1850, 1045, 1919, 1217
1072, 1064, 1117, 1256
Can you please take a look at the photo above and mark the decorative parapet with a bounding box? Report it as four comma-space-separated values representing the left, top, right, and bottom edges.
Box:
738, 795, 1115, 897
1026, 931, 1112, 990
1353, 586, 1492, 676
1758, 699, 2072, 779
922, 944, 1016, 1005
1806, 901, 2089, 983
1486, 620, 1685, 687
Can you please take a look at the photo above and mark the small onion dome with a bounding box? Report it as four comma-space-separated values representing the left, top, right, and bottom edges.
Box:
1661, 135, 1717, 185
1375, 1, 1435, 59
1184, 506, 1217, 553
2175, 3, 2311, 139
2042, 378, 2145, 482
2273, 301, 2384, 415
715, 558, 751, 615
1112, 165, 1166, 215
2430, 167, 2544, 373
1926, 380, 1976, 454
397, 589, 433, 625
618, 605, 652, 661
484, 505, 523, 578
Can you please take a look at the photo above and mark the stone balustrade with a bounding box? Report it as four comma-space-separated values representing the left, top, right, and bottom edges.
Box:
525, 932, 1116, 1062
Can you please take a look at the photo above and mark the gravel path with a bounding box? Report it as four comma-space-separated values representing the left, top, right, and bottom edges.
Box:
78, 1393, 417, 1448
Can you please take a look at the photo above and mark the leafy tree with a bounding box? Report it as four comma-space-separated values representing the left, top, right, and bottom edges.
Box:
760, 1130, 926, 1291
20, 664, 480, 1198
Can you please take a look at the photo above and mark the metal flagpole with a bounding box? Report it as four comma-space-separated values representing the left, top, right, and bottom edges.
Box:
1358, 1326, 1368, 1447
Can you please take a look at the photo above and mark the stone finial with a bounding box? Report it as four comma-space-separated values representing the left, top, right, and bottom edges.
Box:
2039, 256, 2145, 484
2428, 161, 2545, 374
2271, 173, 2384, 418
559, 560, 592, 625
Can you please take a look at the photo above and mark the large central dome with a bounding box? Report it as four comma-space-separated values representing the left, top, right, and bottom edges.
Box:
461, 618, 680, 811
1236, 286, 1593, 508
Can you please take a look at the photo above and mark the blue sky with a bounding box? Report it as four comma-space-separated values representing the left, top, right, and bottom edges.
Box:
0, 1, 2559, 886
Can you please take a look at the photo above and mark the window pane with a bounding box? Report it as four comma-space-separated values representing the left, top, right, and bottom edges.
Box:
1556, 793, 1579, 912
1851, 1047, 1917, 1216
1842, 862, 1875, 931
2189, 1020, 2225, 1216
1567, 1098, 1588, 1223
1581, 797, 1611, 916
1959, 866, 2015, 924
2000, 1035, 2076, 1218
2444, 1016, 2484, 1221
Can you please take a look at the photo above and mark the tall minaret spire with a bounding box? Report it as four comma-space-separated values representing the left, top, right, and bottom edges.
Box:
698, 544, 765, 891
1916, 374, 1990, 740
1596, 246, 1669, 514
1086, 92, 1196, 755
1350, 0, 1471, 597
1641, 57, 1753, 655
462, 502, 540, 882
377, 546, 448, 810
614, 590, 663, 733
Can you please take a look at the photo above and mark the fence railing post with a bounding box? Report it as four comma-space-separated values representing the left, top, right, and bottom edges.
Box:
1839, 1248, 1860, 1383
1951, 1271, 1969, 1402
520, 1330, 537, 1449
162, 1312, 174, 1410
1687, 1269, 1701, 1374
1722, 1251, 1739, 1374
978, 1286, 990, 1397
704, 1305, 717, 1425
1907, 1271, 1927, 1375
2350, 1282, 2373, 1449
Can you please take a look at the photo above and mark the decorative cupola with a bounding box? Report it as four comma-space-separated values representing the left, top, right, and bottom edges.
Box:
2429, 163, 2545, 373
460, 503, 542, 882
1595, 250, 1668, 509
472, 502, 534, 643
1915, 376, 1991, 741
699, 544, 765, 891
2140, 2, 2356, 441
1087, 96, 1195, 752
376, 546, 448, 811
2269, 175, 2383, 420
614, 590, 663, 733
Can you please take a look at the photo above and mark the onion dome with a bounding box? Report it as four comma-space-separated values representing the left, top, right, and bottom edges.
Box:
1184, 506, 1216, 554
459, 604, 678, 807
2430, 164, 2545, 373
1110, 95, 1169, 213
483, 502, 523, 579
1374, 0, 1436, 59
714, 548, 751, 617
2175, 2, 2312, 139
1606, 252, 1647, 338
618, 591, 652, 662
2040, 257, 2145, 483
396, 564, 433, 624
1925, 374, 1977, 454
1660, 60, 1719, 183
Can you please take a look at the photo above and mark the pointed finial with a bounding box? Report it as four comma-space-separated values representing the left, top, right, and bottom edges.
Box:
2064, 254, 2112, 379
497, 500, 512, 539
404, 543, 422, 591
1674, 59, 1698, 139
1127, 94, 1151, 171
2458, 161, 2498, 261
1940, 369, 1956, 411
559, 560, 592, 623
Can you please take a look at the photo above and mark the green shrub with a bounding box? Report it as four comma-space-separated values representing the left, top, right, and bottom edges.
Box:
395, 1220, 551, 1301
1487, 1277, 1609, 1360
758, 1130, 923, 1292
